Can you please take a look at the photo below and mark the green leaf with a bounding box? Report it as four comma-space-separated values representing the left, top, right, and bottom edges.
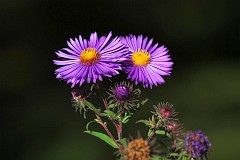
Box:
104, 110, 116, 118
154, 130, 172, 138
84, 100, 105, 116
177, 154, 183, 160
169, 153, 179, 157
182, 156, 187, 160
141, 98, 148, 105
116, 138, 127, 148
155, 130, 166, 135
122, 115, 131, 123
108, 104, 115, 109
86, 120, 98, 130
84, 130, 118, 149
177, 151, 189, 160
137, 119, 150, 126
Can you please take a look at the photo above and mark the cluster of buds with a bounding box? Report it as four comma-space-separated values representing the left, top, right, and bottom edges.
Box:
151, 103, 183, 136
184, 130, 211, 159
71, 84, 211, 160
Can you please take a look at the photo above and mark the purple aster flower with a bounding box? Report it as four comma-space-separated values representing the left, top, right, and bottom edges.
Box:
53, 32, 127, 87
121, 35, 173, 88
184, 130, 211, 159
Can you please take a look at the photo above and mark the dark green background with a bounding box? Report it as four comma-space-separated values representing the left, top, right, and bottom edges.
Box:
1, 0, 239, 159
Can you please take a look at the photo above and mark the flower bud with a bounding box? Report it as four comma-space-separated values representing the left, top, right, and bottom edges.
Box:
160, 107, 172, 119
108, 82, 141, 112
114, 85, 131, 101
166, 121, 181, 134
153, 102, 176, 119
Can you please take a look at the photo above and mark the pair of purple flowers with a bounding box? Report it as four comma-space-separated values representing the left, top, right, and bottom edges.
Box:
53, 31, 173, 88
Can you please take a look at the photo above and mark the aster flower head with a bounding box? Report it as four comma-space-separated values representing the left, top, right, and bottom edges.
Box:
53, 32, 127, 87
108, 81, 141, 111
184, 130, 211, 159
124, 138, 151, 160
121, 34, 173, 88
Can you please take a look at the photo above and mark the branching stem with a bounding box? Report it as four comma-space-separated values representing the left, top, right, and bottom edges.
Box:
96, 81, 123, 156
95, 114, 123, 157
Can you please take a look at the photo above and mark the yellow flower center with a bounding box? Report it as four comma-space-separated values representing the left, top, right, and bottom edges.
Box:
132, 49, 150, 66
80, 48, 99, 65
124, 138, 150, 160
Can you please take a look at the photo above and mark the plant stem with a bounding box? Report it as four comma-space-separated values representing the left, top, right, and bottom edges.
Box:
147, 121, 160, 142
119, 114, 123, 140
95, 114, 123, 156
96, 81, 109, 109
96, 81, 121, 139
95, 114, 118, 146
96, 81, 123, 156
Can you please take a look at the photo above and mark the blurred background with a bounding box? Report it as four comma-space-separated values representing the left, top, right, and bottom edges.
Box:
1, 0, 239, 159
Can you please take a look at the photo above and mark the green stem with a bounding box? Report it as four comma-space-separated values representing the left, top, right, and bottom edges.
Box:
147, 120, 160, 142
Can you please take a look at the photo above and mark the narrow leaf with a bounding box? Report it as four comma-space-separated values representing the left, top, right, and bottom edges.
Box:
86, 120, 97, 130
136, 120, 150, 126
155, 130, 166, 135
108, 104, 115, 109
84, 100, 105, 116
84, 130, 118, 149
104, 110, 116, 118
122, 115, 131, 123
141, 98, 148, 105
169, 153, 179, 157
177, 154, 183, 160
